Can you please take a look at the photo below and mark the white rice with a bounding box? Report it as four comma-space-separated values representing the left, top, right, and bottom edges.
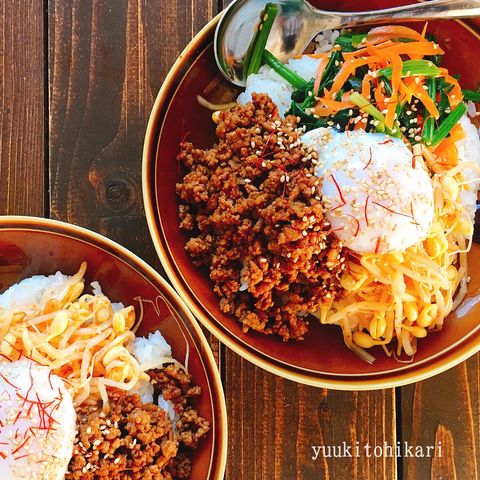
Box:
131, 329, 177, 423
237, 56, 320, 116
237, 30, 340, 117
456, 115, 480, 221
0, 271, 71, 311
314, 29, 340, 53
133, 330, 173, 370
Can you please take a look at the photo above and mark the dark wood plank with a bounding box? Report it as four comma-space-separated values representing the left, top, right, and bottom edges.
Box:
401, 357, 480, 480
0, 0, 45, 216
225, 354, 396, 480
48, 0, 215, 259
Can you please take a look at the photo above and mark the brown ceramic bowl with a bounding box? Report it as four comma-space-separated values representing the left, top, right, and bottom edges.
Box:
143, 0, 480, 389
0, 216, 227, 479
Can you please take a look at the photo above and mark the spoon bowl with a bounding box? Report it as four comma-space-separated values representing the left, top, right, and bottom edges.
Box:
215, 0, 480, 86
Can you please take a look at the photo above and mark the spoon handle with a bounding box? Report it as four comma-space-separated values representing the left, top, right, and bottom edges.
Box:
329, 0, 480, 27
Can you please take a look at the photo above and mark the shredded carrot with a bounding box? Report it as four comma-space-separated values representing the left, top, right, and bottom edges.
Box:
366, 25, 424, 45
362, 75, 372, 100
435, 142, 459, 167
313, 56, 330, 95
305, 53, 329, 59
365, 41, 402, 129
410, 79, 439, 119
421, 22, 429, 39
433, 124, 465, 152
374, 84, 386, 110
439, 69, 463, 107
314, 97, 353, 116
342, 40, 394, 59
327, 56, 380, 97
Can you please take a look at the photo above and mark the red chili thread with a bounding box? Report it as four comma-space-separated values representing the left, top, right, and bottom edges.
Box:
379, 139, 393, 145
329, 173, 347, 211
13, 454, 30, 461
11, 435, 31, 455
372, 201, 419, 225
363, 147, 373, 170
364, 195, 370, 227
375, 237, 382, 254
47, 371, 54, 391
410, 201, 419, 226
259, 132, 274, 163
0, 353, 12, 363
0, 374, 20, 390
412, 153, 422, 169
344, 213, 361, 237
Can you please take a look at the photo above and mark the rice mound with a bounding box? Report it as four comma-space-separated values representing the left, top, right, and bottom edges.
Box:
457, 115, 480, 221
0, 271, 71, 310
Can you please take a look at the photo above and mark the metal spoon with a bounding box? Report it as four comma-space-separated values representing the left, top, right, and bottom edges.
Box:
215, 0, 480, 86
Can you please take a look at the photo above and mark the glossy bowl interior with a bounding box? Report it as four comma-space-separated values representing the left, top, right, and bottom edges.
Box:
0, 216, 227, 479
143, 0, 480, 389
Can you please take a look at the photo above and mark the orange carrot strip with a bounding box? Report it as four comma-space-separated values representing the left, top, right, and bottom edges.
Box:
439, 70, 463, 107
365, 42, 402, 129
327, 56, 380, 98
421, 22, 429, 38
372, 41, 443, 59
305, 53, 329, 59
374, 84, 386, 110
362, 75, 372, 100
433, 124, 465, 152
398, 80, 413, 103
314, 97, 353, 116
342, 40, 394, 58
345, 41, 443, 62
435, 142, 459, 167
410, 80, 439, 118
366, 25, 424, 45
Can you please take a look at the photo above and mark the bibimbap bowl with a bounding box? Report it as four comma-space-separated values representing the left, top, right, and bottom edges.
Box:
143, 0, 480, 389
0, 216, 227, 479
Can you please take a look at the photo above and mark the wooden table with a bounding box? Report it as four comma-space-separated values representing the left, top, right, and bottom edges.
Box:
1, 1, 479, 478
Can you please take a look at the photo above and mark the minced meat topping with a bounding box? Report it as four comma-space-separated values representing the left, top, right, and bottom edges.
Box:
67, 365, 210, 480
176, 93, 347, 341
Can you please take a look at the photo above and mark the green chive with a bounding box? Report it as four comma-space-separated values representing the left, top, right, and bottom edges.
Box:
462, 89, 480, 102
335, 33, 366, 49
430, 102, 467, 147
349, 92, 385, 132
378, 60, 441, 79
246, 3, 279, 76
263, 50, 308, 90
422, 77, 436, 143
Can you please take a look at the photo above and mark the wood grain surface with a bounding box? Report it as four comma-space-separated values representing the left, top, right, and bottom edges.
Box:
0, 0, 478, 478
0, 0, 45, 217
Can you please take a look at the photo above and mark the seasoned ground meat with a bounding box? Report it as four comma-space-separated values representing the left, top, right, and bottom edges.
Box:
176, 93, 347, 340
67, 366, 209, 480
